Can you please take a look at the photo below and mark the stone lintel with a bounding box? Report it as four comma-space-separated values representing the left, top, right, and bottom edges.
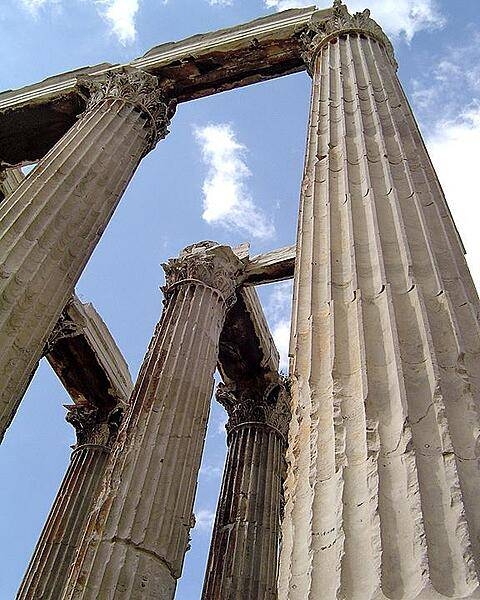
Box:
47, 296, 133, 411
0, 7, 322, 167
243, 243, 296, 286
219, 285, 280, 391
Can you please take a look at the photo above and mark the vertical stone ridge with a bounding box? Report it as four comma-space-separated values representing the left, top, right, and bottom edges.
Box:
202, 380, 290, 600
330, 37, 381, 600
351, 34, 478, 596
17, 403, 124, 600
367, 38, 480, 586
61, 242, 243, 600
281, 6, 480, 598
0, 67, 175, 444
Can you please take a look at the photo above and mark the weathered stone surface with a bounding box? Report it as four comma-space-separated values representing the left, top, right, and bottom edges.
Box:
17, 403, 124, 600
280, 4, 480, 599
242, 244, 296, 287
46, 297, 133, 410
61, 242, 243, 600
0, 67, 174, 444
0, 8, 319, 167
1, 169, 133, 412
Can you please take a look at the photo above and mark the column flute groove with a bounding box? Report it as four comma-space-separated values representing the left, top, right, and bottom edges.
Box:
0, 67, 176, 443
202, 380, 290, 600
61, 241, 243, 600
17, 403, 124, 600
280, 1, 480, 598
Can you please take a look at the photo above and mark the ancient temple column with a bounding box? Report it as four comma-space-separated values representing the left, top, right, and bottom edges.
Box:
202, 380, 290, 600
61, 241, 243, 600
280, 2, 480, 599
0, 67, 175, 443
17, 403, 124, 600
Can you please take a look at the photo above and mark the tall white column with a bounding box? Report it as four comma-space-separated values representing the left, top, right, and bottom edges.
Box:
61, 241, 244, 600
280, 2, 480, 599
0, 67, 175, 443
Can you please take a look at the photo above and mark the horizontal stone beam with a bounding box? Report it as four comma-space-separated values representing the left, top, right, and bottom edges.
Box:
46, 296, 133, 409
0, 7, 323, 167
219, 285, 280, 386
243, 243, 296, 286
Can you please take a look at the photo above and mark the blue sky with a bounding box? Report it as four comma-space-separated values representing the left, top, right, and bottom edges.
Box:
0, 0, 479, 598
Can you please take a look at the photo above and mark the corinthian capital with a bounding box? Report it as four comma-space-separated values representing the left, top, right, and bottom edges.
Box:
77, 67, 177, 148
65, 403, 124, 450
216, 379, 291, 440
300, 0, 396, 72
162, 241, 244, 305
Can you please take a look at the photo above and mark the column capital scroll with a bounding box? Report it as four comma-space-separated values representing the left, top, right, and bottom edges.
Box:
162, 241, 244, 306
299, 0, 397, 73
77, 67, 177, 150
43, 308, 83, 355
65, 403, 124, 451
216, 379, 291, 441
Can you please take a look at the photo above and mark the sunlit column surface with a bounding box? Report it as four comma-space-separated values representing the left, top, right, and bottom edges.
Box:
280, 2, 480, 599
61, 241, 243, 600
0, 67, 175, 443
202, 380, 290, 600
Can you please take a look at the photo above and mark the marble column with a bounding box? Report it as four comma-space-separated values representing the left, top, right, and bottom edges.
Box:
61, 241, 244, 600
0, 67, 175, 443
17, 403, 124, 600
280, 2, 480, 599
202, 380, 290, 600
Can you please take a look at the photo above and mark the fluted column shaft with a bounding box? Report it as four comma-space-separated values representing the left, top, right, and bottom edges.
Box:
0, 67, 175, 443
17, 405, 123, 600
61, 242, 243, 600
280, 3, 480, 599
202, 383, 289, 600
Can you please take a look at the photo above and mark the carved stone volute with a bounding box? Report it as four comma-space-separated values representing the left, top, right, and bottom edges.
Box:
162, 241, 244, 306
77, 67, 177, 150
216, 378, 291, 441
65, 403, 124, 451
300, 0, 397, 73
44, 308, 83, 356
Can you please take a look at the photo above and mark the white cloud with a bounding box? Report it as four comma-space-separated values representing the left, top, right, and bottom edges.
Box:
194, 123, 275, 240
95, 0, 139, 45
266, 281, 293, 371
411, 35, 480, 124
426, 105, 480, 290
200, 463, 223, 479
264, 0, 445, 41
207, 0, 233, 5
20, 0, 139, 44
195, 508, 216, 531
214, 410, 228, 436
20, 0, 60, 15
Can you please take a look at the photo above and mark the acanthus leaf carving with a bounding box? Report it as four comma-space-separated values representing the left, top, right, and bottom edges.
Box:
65, 403, 124, 450
43, 309, 82, 356
162, 241, 244, 306
300, 0, 397, 73
216, 378, 291, 441
77, 67, 177, 150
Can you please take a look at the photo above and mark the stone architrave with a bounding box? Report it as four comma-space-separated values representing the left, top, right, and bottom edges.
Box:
17, 403, 124, 600
0, 67, 175, 444
61, 242, 244, 600
202, 379, 290, 600
280, 2, 480, 599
